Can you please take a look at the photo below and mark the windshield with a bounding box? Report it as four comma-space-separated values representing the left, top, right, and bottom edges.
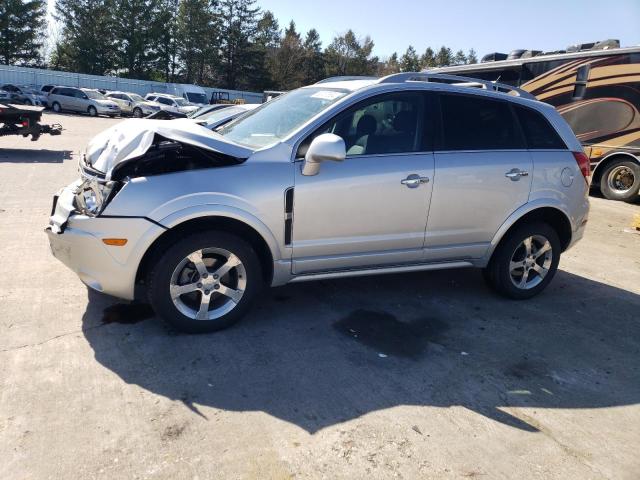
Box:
130, 93, 144, 102
186, 92, 207, 104
219, 87, 348, 148
175, 97, 190, 106
84, 90, 105, 99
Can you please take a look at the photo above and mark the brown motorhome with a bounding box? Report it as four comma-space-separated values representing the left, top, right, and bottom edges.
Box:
430, 41, 640, 202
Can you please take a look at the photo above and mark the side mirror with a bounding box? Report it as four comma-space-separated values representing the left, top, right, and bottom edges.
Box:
302, 133, 346, 176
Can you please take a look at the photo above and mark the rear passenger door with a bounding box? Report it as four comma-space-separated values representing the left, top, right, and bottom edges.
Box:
425, 93, 532, 261
58, 88, 75, 110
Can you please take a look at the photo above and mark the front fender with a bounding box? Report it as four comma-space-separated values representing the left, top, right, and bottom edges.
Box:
157, 204, 284, 262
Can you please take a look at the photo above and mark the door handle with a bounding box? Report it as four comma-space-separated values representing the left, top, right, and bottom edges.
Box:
505, 168, 529, 181
401, 174, 429, 188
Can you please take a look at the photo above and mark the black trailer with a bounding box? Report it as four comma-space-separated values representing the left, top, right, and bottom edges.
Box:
0, 103, 62, 141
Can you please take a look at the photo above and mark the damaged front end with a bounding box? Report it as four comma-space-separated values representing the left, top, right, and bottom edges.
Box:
51, 119, 251, 231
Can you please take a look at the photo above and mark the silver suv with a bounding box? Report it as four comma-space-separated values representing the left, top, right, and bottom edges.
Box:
47, 73, 590, 333
104, 91, 162, 117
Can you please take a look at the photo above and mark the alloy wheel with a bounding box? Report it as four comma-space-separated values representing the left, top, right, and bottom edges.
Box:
169, 247, 246, 321
509, 235, 553, 290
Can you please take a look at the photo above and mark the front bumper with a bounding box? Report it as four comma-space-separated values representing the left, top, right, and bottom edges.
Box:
96, 105, 121, 115
46, 185, 165, 300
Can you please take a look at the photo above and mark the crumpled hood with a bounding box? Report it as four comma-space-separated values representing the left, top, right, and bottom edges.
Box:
85, 118, 253, 179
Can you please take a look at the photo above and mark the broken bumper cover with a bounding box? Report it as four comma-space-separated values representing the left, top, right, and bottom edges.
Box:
46, 185, 166, 299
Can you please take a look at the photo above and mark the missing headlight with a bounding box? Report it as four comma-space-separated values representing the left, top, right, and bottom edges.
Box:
74, 178, 116, 216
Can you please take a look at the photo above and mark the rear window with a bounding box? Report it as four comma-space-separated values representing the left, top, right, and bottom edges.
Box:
515, 106, 566, 149
439, 94, 524, 150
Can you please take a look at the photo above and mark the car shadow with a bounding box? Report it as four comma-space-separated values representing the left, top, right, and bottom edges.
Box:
0, 149, 73, 163
81, 268, 640, 433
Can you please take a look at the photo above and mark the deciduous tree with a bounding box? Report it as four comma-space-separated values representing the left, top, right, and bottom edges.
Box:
325, 30, 378, 77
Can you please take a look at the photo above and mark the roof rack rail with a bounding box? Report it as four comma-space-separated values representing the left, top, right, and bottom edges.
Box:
377, 72, 536, 100
315, 76, 378, 84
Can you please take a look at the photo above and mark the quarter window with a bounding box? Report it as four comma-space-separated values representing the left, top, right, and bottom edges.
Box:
515, 105, 566, 149
439, 94, 524, 150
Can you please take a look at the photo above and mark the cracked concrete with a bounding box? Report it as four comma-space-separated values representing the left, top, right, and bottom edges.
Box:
1, 113, 639, 479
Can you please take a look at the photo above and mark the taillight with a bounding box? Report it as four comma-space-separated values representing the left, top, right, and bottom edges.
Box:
573, 151, 590, 181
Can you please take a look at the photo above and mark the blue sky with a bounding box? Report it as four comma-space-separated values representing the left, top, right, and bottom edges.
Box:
46, 0, 640, 59
262, 0, 640, 58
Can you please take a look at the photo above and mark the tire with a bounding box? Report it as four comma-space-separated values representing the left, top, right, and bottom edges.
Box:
147, 231, 263, 333
88, 106, 98, 117
483, 222, 561, 300
133, 107, 143, 118
52, 102, 61, 113
599, 160, 640, 202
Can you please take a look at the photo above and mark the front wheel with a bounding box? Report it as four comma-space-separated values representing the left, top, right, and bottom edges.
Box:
147, 231, 263, 333
52, 102, 61, 113
88, 106, 98, 117
483, 222, 561, 300
600, 160, 640, 202
133, 107, 143, 118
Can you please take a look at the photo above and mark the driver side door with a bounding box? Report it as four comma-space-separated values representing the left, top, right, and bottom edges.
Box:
292, 91, 435, 274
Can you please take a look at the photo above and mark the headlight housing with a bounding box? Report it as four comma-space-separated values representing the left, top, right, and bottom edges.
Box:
75, 178, 115, 216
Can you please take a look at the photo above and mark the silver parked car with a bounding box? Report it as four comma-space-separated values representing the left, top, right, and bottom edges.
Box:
144, 93, 199, 115
47, 73, 590, 333
0, 84, 42, 105
48, 87, 121, 117
104, 91, 162, 117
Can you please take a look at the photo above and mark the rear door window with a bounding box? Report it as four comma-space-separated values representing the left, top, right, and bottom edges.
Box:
157, 97, 173, 106
438, 94, 524, 150
515, 105, 566, 149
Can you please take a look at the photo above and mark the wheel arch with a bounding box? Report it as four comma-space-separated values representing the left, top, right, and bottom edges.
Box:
592, 151, 640, 186
488, 206, 573, 265
135, 215, 276, 296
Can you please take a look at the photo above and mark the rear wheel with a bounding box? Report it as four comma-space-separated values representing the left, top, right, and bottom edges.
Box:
147, 231, 262, 333
52, 102, 61, 113
483, 222, 561, 299
599, 160, 640, 202
88, 106, 98, 117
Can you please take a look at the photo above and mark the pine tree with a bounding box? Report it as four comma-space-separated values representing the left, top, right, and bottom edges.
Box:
380, 52, 400, 75
251, 10, 280, 90
54, 0, 118, 75
467, 48, 478, 64
301, 29, 325, 84
176, 0, 218, 84
154, 0, 180, 82
216, 0, 261, 89
0, 0, 46, 65
400, 45, 420, 72
435, 46, 453, 67
269, 21, 304, 89
419, 47, 436, 70
453, 49, 467, 65
112, 0, 172, 79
